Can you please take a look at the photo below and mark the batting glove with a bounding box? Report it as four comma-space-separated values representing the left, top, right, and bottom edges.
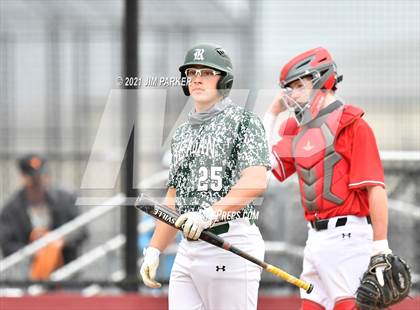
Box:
140, 247, 161, 288
371, 240, 393, 286
175, 207, 218, 240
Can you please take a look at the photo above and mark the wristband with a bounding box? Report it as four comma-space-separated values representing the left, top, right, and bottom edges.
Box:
144, 247, 161, 257
372, 240, 392, 256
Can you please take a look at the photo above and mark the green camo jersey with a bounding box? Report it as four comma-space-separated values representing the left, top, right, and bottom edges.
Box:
167, 101, 271, 218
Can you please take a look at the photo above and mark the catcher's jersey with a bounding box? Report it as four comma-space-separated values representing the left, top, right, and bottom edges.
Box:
271, 103, 385, 221
167, 102, 270, 216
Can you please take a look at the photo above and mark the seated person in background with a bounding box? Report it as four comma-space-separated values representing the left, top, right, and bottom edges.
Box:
0, 154, 87, 279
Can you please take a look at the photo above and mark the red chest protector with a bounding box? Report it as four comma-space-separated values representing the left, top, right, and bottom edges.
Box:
290, 102, 363, 216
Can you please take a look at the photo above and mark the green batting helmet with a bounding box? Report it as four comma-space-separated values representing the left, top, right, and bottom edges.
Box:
179, 43, 234, 96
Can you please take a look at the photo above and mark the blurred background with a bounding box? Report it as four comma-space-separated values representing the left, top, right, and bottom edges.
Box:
0, 0, 419, 309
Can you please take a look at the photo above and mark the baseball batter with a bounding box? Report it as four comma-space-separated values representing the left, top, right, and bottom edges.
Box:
140, 43, 271, 310
263, 48, 392, 310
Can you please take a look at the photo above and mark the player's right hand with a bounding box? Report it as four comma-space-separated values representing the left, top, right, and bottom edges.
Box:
139, 247, 161, 288
268, 90, 289, 115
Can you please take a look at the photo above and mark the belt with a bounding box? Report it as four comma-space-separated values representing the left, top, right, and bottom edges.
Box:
186, 223, 230, 241
310, 216, 371, 231
207, 223, 230, 235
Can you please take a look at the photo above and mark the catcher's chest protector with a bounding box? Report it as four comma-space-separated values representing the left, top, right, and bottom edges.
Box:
292, 105, 350, 214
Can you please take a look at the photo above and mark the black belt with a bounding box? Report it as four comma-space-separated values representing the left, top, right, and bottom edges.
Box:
207, 223, 230, 235
186, 223, 230, 241
205, 217, 257, 236
310, 216, 371, 231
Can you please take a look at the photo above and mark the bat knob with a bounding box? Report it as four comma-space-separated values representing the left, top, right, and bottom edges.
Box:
306, 284, 314, 294
134, 196, 141, 206
134, 194, 154, 213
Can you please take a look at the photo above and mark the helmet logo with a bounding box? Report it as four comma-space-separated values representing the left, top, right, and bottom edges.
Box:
215, 48, 226, 57
193, 49, 205, 61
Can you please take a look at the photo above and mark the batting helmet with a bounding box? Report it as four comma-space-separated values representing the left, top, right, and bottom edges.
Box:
179, 43, 234, 96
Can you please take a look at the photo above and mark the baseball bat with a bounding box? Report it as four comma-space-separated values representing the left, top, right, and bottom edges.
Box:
134, 194, 313, 293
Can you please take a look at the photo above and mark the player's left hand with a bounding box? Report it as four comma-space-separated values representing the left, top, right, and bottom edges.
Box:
371, 240, 393, 285
175, 207, 218, 240
356, 240, 411, 310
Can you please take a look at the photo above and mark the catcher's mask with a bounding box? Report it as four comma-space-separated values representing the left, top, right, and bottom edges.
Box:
279, 47, 343, 125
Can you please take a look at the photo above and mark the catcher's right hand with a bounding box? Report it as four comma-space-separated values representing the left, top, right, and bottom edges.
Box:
139, 247, 161, 288
356, 253, 411, 309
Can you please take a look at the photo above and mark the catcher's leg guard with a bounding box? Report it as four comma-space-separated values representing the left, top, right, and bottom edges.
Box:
301, 299, 325, 310
333, 298, 358, 310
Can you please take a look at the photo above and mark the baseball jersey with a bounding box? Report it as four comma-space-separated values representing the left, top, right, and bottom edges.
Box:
167, 102, 271, 217
272, 103, 385, 221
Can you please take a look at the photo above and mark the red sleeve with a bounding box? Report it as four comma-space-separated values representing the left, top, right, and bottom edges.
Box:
271, 136, 296, 182
348, 119, 385, 189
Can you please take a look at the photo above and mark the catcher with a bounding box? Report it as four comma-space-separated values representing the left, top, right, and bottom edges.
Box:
263, 47, 411, 310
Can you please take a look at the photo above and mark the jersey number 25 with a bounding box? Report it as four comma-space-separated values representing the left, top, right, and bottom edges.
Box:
198, 166, 222, 191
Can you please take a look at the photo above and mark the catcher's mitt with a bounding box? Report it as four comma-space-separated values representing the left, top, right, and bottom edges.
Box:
356, 254, 411, 310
